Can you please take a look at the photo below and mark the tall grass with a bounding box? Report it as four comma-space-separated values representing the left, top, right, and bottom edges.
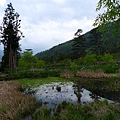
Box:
32, 100, 120, 120
0, 81, 40, 120
60, 70, 74, 79
117, 69, 120, 76
60, 69, 111, 79
76, 69, 110, 78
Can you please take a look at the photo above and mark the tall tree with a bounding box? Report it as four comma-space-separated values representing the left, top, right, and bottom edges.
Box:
0, 3, 24, 73
89, 28, 103, 55
72, 29, 86, 59
18, 51, 37, 71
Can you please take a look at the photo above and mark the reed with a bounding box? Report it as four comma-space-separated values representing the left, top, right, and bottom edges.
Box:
0, 81, 39, 120
76, 69, 110, 78
117, 69, 120, 76
60, 70, 74, 79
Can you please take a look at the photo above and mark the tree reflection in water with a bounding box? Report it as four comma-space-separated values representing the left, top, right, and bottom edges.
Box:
73, 82, 83, 103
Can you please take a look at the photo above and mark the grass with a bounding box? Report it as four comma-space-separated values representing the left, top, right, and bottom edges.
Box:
0, 81, 41, 120
17, 77, 70, 88
32, 100, 120, 120
1, 76, 120, 119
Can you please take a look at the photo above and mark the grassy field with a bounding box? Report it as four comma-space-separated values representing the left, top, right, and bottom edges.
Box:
17, 77, 70, 88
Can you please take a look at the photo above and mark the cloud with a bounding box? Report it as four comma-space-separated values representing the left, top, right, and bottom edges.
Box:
20, 17, 94, 54
0, 0, 6, 7
0, 0, 99, 53
52, 0, 68, 4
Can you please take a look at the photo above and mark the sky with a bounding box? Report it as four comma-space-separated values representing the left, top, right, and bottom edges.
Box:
0, 0, 99, 54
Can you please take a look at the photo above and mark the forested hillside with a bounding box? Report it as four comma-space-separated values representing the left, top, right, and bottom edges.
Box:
35, 20, 120, 61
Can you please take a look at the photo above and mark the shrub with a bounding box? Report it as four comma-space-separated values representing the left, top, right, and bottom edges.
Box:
101, 53, 114, 63
84, 54, 97, 64
69, 62, 78, 73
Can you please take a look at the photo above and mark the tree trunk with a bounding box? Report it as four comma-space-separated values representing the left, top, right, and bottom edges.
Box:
9, 45, 17, 73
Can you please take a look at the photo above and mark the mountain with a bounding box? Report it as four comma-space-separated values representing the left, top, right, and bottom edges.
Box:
35, 40, 74, 59
35, 29, 92, 60
35, 21, 120, 61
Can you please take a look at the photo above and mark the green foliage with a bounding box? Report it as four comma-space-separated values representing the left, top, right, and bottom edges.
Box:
18, 51, 38, 70
94, 0, 120, 26
72, 36, 86, 59
69, 62, 78, 73
31, 100, 120, 120
84, 54, 97, 64
0, 3, 24, 73
6, 69, 61, 80
17, 77, 69, 88
74, 57, 84, 65
35, 40, 74, 60
101, 53, 114, 63
94, 0, 120, 49
36, 60, 45, 69
32, 107, 51, 120
35, 26, 120, 62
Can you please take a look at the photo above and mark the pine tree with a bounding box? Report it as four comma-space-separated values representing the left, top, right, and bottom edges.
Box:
72, 36, 86, 59
0, 3, 24, 73
72, 29, 86, 59
89, 28, 102, 55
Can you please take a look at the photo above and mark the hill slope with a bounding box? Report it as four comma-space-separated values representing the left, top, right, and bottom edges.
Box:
35, 21, 120, 60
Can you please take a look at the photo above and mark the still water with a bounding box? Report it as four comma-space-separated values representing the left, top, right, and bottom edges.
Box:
28, 82, 113, 110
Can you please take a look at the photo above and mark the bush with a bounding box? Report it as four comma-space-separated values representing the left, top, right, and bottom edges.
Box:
84, 54, 97, 64
69, 62, 78, 73
7, 69, 61, 80
101, 53, 114, 63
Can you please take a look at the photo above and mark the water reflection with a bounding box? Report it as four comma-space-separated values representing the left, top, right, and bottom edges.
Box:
73, 83, 82, 103
32, 82, 113, 111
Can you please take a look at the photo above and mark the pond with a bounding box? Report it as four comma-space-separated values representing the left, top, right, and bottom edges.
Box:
25, 82, 113, 114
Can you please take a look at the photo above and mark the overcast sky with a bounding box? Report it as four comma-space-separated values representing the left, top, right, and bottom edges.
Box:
0, 0, 99, 54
